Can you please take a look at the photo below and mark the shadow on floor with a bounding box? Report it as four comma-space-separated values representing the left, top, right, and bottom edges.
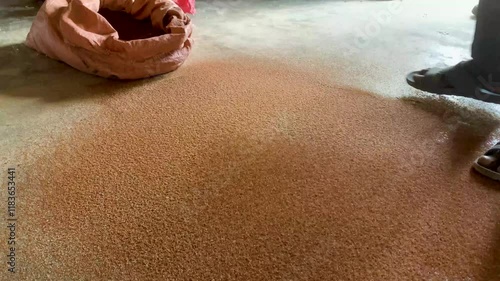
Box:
400, 94, 500, 169
471, 171, 500, 281
403, 93, 500, 280
0, 43, 160, 102
0, 0, 39, 19
0, 9, 37, 19
482, 225, 500, 281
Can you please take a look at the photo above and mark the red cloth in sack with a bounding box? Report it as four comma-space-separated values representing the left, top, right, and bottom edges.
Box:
174, 0, 195, 14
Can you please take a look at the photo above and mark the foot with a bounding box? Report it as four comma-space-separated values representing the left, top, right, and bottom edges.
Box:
407, 61, 478, 96
410, 68, 454, 91
406, 60, 500, 104
473, 142, 500, 181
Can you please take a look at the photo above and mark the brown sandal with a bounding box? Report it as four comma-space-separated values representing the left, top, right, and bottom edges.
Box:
473, 142, 500, 181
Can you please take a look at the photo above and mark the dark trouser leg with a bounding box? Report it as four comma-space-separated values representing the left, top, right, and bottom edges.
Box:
471, 0, 500, 79
405, 0, 500, 99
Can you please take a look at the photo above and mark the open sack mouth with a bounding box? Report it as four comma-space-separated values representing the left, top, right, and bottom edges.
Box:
26, 0, 194, 79
98, 8, 166, 41
98, 5, 193, 41
36, 0, 196, 14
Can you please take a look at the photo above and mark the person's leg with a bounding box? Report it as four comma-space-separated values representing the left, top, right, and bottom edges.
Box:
406, 0, 500, 180
468, 0, 500, 180
406, 0, 500, 102
471, 0, 500, 81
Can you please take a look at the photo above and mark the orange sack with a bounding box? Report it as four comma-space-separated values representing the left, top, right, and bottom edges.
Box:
26, 0, 194, 79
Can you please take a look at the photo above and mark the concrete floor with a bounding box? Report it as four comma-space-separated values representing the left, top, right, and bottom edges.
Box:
0, 0, 494, 168
1, 1, 500, 279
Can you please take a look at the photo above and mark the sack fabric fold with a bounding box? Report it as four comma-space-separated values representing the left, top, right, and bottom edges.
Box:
26, 0, 194, 79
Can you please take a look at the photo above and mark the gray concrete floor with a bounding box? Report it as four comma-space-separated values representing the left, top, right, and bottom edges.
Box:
0, 0, 495, 166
